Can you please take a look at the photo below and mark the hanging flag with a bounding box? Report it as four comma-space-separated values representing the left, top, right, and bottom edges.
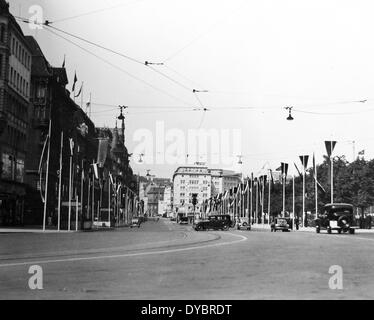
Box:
109, 172, 114, 185
72, 72, 78, 92
69, 138, 74, 156
299, 155, 309, 169
281, 163, 289, 177
93, 163, 99, 179
269, 170, 275, 192
97, 138, 109, 167
75, 82, 83, 98
294, 163, 303, 179
325, 141, 337, 157
244, 180, 249, 193
313, 153, 326, 194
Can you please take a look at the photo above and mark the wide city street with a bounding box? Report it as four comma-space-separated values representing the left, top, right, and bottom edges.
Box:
1, 219, 374, 300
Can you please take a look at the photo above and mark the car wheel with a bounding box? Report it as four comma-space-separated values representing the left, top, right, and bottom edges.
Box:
196, 225, 203, 231
223, 225, 229, 231
338, 229, 342, 234
316, 227, 320, 234
349, 228, 355, 234
327, 227, 332, 234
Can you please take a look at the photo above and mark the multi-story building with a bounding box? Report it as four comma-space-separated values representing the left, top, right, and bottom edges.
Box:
24, 35, 98, 228
0, 1, 32, 226
172, 163, 211, 216
172, 164, 242, 218
210, 169, 242, 196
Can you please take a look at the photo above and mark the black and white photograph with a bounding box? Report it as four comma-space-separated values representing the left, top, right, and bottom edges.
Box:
1, 0, 374, 308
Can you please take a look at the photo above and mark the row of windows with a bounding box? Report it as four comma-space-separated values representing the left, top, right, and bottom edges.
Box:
1, 152, 24, 182
0, 24, 6, 43
6, 125, 27, 150
11, 36, 31, 70
180, 174, 208, 178
6, 94, 28, 124
9, 67, 29, 97
180, 193, 208, 197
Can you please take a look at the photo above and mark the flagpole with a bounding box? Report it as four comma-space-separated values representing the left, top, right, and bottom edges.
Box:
108, 174, 111, 226
42, 119, 52, 231
75, 192, 79, 231
331, 142, 334, 203
57, 131, 63, 232
282, 173, 285, 218
68, 140, 73, 231
73, 71, 76, 104
92, 161, 95, 226
293, 175, 295, 230
268, 170, 271, 226
80, 82, 84, 110
315, 154, 318, 220
250, 173, 253, 224
256, 179, 259, 224
80, 159, 84, 231
302, 163, 305, 228
87, 169, 90, 226
262, 177, 265, 228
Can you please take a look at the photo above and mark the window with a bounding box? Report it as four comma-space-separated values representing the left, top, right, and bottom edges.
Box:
12, 38, 15, 54
0, 24, 4, 43
36, 84, 46, 98
1, 152, 12, 180
0, 54, 2, 79
16, 159, 24, 183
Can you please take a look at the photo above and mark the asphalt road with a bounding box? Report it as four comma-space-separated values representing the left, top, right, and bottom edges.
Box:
1, 219, 374, 299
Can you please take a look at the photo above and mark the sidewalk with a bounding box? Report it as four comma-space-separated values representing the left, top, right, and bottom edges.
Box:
0, 228, 76, 234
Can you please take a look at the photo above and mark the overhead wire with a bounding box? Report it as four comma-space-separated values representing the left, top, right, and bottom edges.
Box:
51, 0, 148, 24
43, 27, 194, 107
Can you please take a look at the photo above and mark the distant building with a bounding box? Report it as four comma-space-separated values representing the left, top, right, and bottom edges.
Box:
172, 164, 242, 217
0, 1, 32, 226
172, 164, 211, 216
138, 175, 171, 217
210, 169, 242, 196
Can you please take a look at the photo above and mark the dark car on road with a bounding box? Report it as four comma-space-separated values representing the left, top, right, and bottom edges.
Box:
194, 214, 232, 231
271, 217, 292, 232
315, 203, 356, 234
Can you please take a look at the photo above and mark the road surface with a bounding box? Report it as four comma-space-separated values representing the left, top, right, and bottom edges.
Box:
1, 218, 374, 299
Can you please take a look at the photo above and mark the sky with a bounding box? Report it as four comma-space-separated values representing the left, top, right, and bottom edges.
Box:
10, 0, 374, 178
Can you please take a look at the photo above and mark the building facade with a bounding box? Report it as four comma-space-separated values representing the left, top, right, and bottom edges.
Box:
172, 165, 242, 217
0, 1, 32, 226
172, 164, 211, 216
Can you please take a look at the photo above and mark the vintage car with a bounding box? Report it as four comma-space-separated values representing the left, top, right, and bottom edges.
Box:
315, 203, 356, 234
270, 217, 292, 232
130, 217, 141, 228
194, 214, 232, 231
236, 217, 251, 230
179, 216, 189, 225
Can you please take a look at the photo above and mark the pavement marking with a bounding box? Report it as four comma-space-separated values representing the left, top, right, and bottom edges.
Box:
0, 232, 247, 268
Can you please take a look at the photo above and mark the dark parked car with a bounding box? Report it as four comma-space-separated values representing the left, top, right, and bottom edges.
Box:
179, 217, 189, 225
271, 217, 292, 232
237, 217, 251, 230
130, 217, 141, 228
315, 203, 356, 234
194, 214, 232, 231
